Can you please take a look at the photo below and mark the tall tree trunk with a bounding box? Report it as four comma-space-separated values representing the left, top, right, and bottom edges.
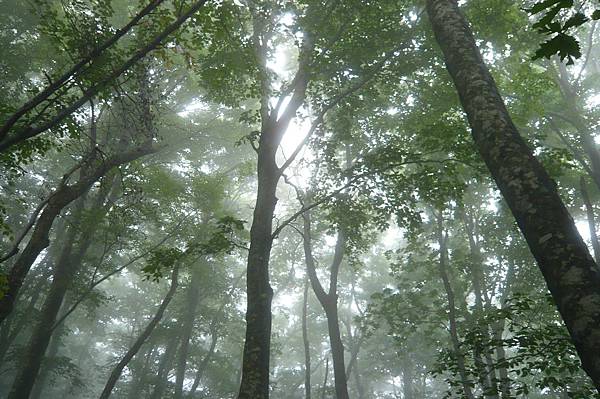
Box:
238, 134, 278, 399
99, 263, 180, 399
492, 263, 516, 399
174, 265, 203, 399
8, 175, 116, 399
580, 176, 600, 262
29, 315, 66, 399
302, 278, 312, 399
426, 0, 600, 389
7, 210, 81, 399
237, 8, 312, 396
436, 213, 475, 399
302, 208, 350, 399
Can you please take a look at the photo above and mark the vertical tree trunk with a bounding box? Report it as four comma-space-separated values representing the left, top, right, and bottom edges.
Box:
237, 8, 312, 396
99, 263, 180, 399
426, 0, 600, 390
174, 265, 203, 399
580, 176, 600, 262
238, 137, 278, 399
436, 213, 475, 399
302, 278, 312, 399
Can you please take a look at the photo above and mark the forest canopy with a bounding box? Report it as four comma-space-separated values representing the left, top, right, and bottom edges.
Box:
1, 0, 600, 398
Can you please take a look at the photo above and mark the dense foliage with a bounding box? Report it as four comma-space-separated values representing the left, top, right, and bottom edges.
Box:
1, 0, 599, 398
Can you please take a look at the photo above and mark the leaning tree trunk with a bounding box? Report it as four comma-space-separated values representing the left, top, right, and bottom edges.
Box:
8, 176, 115, 399
6, 220, 79, 399
0, 144, 154, 326
426, 0, 600, 390
99, 263, 180, 399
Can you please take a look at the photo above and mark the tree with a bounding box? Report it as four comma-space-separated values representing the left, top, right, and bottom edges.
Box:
426, 0, 600, 390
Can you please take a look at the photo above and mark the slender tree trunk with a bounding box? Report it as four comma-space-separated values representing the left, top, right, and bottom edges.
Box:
426, 0, 600, 389
580, 176, 600, 262
238, 136, 278, 399
174, 265, 203, 399
436, 213, 475, 399
302, 278, 312, 399
99, 263, 180, 399
493, 260, 516, 399
302, 208, 350, 399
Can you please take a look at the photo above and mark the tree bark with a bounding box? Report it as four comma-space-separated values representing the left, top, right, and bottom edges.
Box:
99, 263, 180, 399
426, 0, 600, 390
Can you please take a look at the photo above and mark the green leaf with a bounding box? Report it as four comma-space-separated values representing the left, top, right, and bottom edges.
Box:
533, 33, 581, 64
